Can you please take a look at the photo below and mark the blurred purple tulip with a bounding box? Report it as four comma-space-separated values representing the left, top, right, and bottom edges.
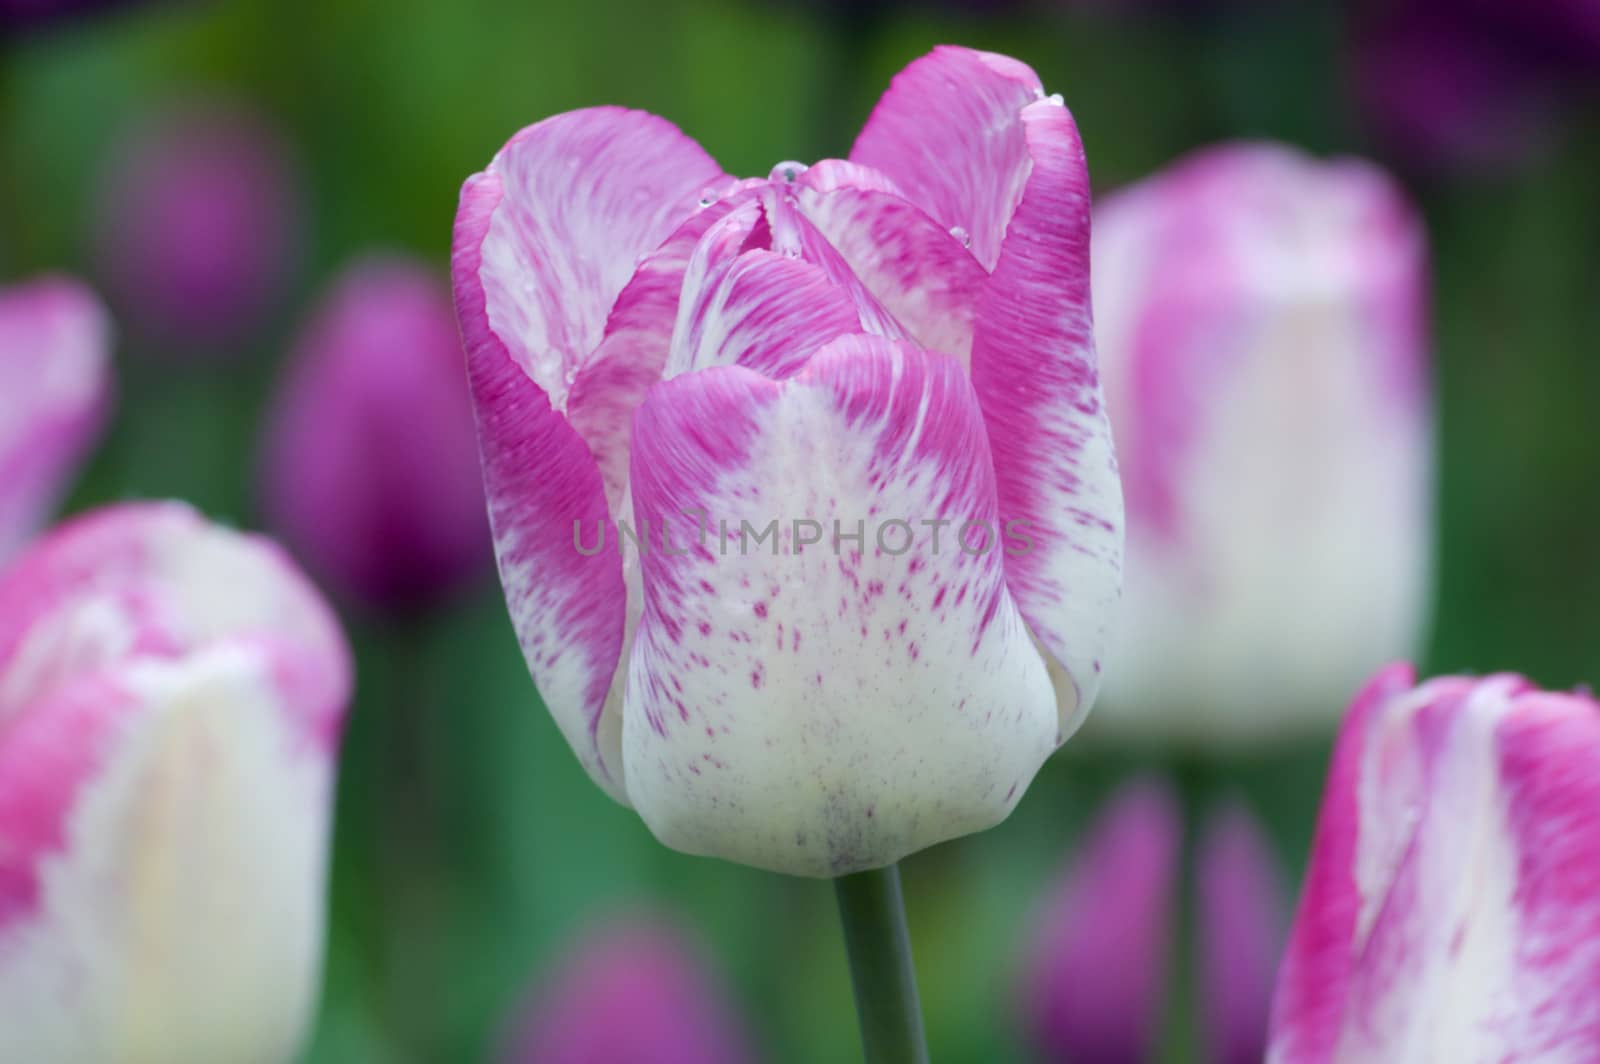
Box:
501, 917, 754, 1064
259, 255, 489, 614
0, 0, 144, 35
0, 276, 112, 562
1019, 779, 1181, 1063
92, 101, 302, 352
1019, 782, 1287, 1064
1351, 0, 1600, 175
1196, 803, 1286, 1064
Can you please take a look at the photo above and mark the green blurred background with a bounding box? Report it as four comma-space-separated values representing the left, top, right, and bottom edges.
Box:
3, 0, 1597, 1060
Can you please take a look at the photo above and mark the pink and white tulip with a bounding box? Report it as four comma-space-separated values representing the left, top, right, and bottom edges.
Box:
0, 502, 351, 1063
452, 46, 1123, 875
1268, 664, 1600, 1062
0, 277, 112, 562
1092, 144, 1432, 748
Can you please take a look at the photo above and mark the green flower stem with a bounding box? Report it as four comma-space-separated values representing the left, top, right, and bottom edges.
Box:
833, 864, 931, 1064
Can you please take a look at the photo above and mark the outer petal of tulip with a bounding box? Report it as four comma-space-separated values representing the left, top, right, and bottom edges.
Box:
852, 47, 1124, 733
1017, 778, 1181, 1064
0, 502, 350, 1064
0, 277, 112, 562
624, 335, 1057, 876
1267, 664, 1600, 1063
1196, 801, 1287, 1064
1092, 144, 1432, 748
259, 255, 489, 613
499, 916, 753, 1064
452, 107, 728, 801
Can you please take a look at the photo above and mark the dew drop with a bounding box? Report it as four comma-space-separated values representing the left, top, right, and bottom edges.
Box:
1046, 92, 1064, 106
768, 160, 809, 184
697, 186, 720, 207
949, 225, 972, 249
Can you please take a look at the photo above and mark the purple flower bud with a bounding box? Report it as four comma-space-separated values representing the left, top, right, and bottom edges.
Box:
93, 101, 301, 351
1019, 779, 1182, 1064
1195, 802, 1286, 1064
500, 917, 755, 1064
0, 276, 112, 561
259, 256, 490, 613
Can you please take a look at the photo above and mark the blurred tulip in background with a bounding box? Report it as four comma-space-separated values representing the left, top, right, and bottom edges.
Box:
453, 45, 1123, 876
1350, 0, 1600, 175
91, 100, 301, 353
0, 502, 351, 1064
0, 276, 112, 561
258, 255, 489, 614
500, 915, 755, 1064
1018, 780, 1285, 1064
1091, 143, 1433, 749
1268, 663, 1600, 1062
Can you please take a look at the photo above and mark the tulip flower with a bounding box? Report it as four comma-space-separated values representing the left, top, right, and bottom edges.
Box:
1350, 0, 1600, 175
1019, 779, 1181, 1063
259, 255, 490, 613
500, 916, 754, 1064
93, 101, 301, 351
1268, 663, 1600, 1062
1091, 143, 1432, 749
454, 44, 1121, 1060
1196, 802, 1286, 1064
1017, 781, 1285, 1064
0, 502, 351, 1063
0, 276, 113, 562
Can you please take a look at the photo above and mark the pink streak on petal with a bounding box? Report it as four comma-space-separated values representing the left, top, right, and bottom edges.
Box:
795, 178, 987, 367
471, 107, 727, 411
453, 168, 628, 799
850, 46, 1043, 272
970, 99, 1122, 731
1267, 661, 1416, 1064
0, 277, 113, 562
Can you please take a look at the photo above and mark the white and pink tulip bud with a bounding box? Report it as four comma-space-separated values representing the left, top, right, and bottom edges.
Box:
1268, 664, 1600, 1062
1092, 143, 1433, 748
0, 502, 351, 1064
0, 276, 112, 562
452, 46, 1123, 875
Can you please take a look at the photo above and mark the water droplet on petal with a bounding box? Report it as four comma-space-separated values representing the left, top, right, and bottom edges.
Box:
697, 186, 720, 207
949, 225, 972, 249
769, 160, 808, 184
1046, 92, 1064, 106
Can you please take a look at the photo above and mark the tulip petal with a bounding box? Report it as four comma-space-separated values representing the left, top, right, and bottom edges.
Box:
0, 278, 113, 561
1268, 666, 1600, 1062
467, 106, 728, 409
0, 646, 335, 1063
622, 334, 1057, 876
667, 247, 863, 380
849, 46, 1043, 272
1197, 802, 1287, 1064
0, 501, 347, 740
795, 177, 987, 366
454, 169, 631, 801
970, 99, 1122, 733
568, 187, 760, 517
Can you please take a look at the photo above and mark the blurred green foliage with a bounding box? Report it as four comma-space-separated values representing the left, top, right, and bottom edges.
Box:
3, 0, 1598, 1061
